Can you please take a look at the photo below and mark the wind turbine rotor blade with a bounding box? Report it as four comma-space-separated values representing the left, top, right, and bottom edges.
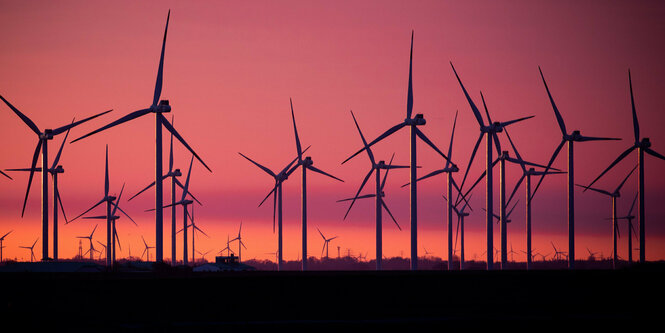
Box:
0, 170, 12, 180
52, 110, 113, 136
0, 95, 41, 135
114, 227, 122, 251
342, 122, 406, 165
51, 120, 73, 170
538, 66, 567, 136
307, 165, 344, 182
381, 200, 401, 230
111, 183, 125, 217
645, 147, 665, 161
615, 165, 638, 193
628, 70, 639, 144
575, 184, 611, 196
194, 225, 209, 238
406, 30, 414, 119
450, 62, 485, 127
506, 199, 519, 218
575, 135, 621, 142
337, 194, 376, 202
239, 152, 277, 178
179, 156, 194, 202
506, 174, 525, 208
500, 116, 535, 129
258, 185, 276, 208
153, 10, 170, 106
445, 110, 459, 169
116, 206, 136, 226
71, 108, 151, 143
479, 91, 502, 155
503, 127, 526, 172
343, 168, 374, 220
628, 192, 638, 216
415, 128, 450, 161
105, 145, 109, 196
168, 116, 174, 172
586, 146, 636, 190
290, 98, 302, 161
56, 187, 68, 223
531, 139, 566, 199
129, 178, 159, 202
70, 198, 106, 223
350, 110, 375, 165
160, 114, 211, 172
404, 169, 445, 188
455, 133, 483, 204
506, 156, 557, 170
317, 227, 325, 240
21, 140, 43, 217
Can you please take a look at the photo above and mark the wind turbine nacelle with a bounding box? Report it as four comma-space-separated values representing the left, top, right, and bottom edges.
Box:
492, 122, 503, 132
641, 137, 651, 148
154, 100, 171, 113
54, 166, 64, 173
41, 130, 54, 140
304, 156, 313, 166
406, 114, 426, 126
174, 169, 182, 176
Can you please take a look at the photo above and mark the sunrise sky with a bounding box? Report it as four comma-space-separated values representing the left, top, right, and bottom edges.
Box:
1, 0, 664, 264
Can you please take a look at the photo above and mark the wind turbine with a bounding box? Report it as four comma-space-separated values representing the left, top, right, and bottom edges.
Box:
0, 93, 110, 261
551, 242, 567, 262
585, 70, 665, 264
129, 116, 201, 266
83, 183, 135, 263
577, 165, 636, 269
340, 111, 408, 270
153, 156, 197, 266
613, 193, 639, 263
229, 221, 247, 263
196, 249, 213, 263
5, 123, 74, 260
0, 230, 13, 262
97, 241, 107, 261
141, 235, 155, 262
286, 99, 344, 271
317, 227, 337, 259
450, 63, 534, 270
176, 205, 208, 264
533, 67, 620, 269
586, 247, 599, 261
450, 193, 472, 270
19, 238, 39, 262
76, 225, 98, 261
343, 32, 451, 270
71, 10, 212, 263
503, 127, 566, 270
69, 146, 130, 267
219, 235, 234, 257
239, 146, 309, 271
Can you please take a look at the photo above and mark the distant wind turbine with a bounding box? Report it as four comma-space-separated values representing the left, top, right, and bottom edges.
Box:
613, 193, 639, 263
317, 227, 337, 259
141, 235, 155, 262
0, 230, 13, 262
577, 165, 636, 269
19, 238, 39, 262
229, 221, 247, 263
76, 225, 98, 261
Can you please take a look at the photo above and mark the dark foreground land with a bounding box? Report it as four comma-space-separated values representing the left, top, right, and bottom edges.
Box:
1, 264, 664, 330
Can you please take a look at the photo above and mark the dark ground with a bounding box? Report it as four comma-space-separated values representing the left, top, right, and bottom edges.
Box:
1, 263, 663, 330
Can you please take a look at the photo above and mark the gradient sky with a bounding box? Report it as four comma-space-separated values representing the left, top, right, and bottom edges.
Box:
1, 0, 665, 263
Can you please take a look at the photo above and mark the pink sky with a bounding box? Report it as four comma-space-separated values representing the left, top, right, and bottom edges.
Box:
1, 0, 665, 263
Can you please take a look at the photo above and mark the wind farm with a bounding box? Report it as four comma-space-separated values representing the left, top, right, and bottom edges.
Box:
1, 1, 665, 328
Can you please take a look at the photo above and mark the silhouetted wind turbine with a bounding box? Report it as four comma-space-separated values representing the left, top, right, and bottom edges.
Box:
20, 238, 38, 262
339, 111, 407, 270
503, 127, 566, 270
551, 242, 567, 261
533, 67, 620, 269
83, 183, 134, 263
229, 221, 246, 263
154, 156, 197, 266
577, 165, 636, 269
129, 116, 200, 266
69, 145, 119, 267
451, 194, 472, 270
343, 32, 451, 270
0, 93, 110, 261
5, 123, 74, 260
177, 205, 208, 264
0, 230, 13, 262
585, 70, 664, 264
219, 235, 234, 257
196, 249, 212, 263
239, 146, 309, 271
613, 193, 638, 263
97, 241, 107, 261
141, 235, 155, 262
407, 110, 461, 270
71, 10, 211, 263
286, 99, 343, 270
450, 63, 534, 270
317, 227, 337, 259
76, 225, 98, 261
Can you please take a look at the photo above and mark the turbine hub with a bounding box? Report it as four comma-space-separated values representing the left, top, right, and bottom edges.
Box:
40, 130, 54, 140
641, 137, 651, 148
155, 100, 171, 113
174, 169, 182, 176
